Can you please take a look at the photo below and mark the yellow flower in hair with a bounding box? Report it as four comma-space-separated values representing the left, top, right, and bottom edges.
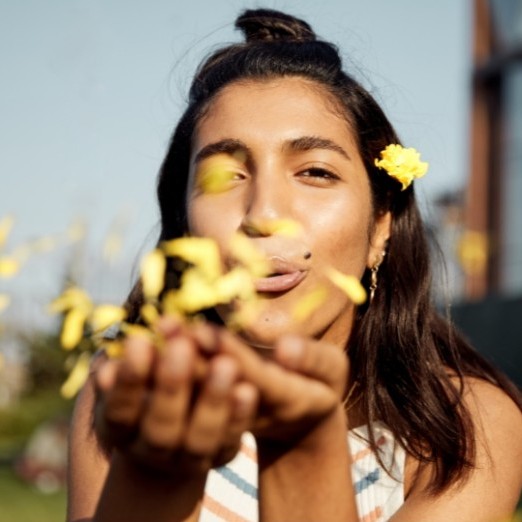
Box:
375, 144, 428, 190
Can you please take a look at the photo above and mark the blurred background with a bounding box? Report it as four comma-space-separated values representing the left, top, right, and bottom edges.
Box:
0, 0, 521, 519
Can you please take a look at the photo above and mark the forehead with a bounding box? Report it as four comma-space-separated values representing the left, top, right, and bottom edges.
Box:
193, 77, 358, 152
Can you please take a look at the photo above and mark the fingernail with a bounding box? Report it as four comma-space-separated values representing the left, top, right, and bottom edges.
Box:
164, 338, 193, 380
208, 358, 236, 393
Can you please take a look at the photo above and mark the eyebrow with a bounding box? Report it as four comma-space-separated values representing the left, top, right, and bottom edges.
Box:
193, 139, 251, 164
193, 135, 350, 164
284, 136, 351, 160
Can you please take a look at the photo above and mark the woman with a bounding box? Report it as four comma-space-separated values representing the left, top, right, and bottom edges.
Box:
67, 9, 522, 522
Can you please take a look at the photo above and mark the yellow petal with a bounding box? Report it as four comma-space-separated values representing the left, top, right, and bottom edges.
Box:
161, 237, 222, 281
140, 303, 160, 325
325, 268, 367, 305
140, 249, 166, 300
216, 267, 256, 302
196, 154, 240, 194
90, 305, 127, 333
60, 352, 91, 398
101, 339, 124, 359
0, 215, 14, 249
226, 300, 264, 331
292, 286, 328, 322
0, 256, 21, 278
61, 308, 90, 350
257, 219, 303, 237
228, 232, 270, 277
119, 322, 154, 340
167, 268, 220, 313
49, 287, 92, 313
0, 294, 11, 314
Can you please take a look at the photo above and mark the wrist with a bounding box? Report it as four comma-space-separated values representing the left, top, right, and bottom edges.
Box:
256, 404, 348, 464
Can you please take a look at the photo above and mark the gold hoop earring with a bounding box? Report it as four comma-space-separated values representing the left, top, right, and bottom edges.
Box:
369, 252, 386, 302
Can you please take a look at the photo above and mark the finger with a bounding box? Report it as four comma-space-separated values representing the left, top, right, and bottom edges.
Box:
99, 335, 155, 427
217, 330, 339, 420
212, 382, 259, 467
274, 335, 348, 396
184, 355, 238, 456
139, 334, 196, 448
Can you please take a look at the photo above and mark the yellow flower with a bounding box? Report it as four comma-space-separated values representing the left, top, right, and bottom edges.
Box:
162, 237, 222, 281
60, 352, 91, 398
140, 249, 166, 300
375, 144, 428, 190
292, 286, 328, 321
325, 268, 367, 305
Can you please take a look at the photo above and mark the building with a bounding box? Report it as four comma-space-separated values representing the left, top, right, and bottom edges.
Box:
452, 0, 522, 386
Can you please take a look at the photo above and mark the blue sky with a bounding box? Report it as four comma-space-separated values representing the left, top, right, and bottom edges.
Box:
0, 0, 471, 326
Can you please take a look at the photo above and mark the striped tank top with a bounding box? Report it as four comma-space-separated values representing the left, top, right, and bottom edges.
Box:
200, 422, 405, 522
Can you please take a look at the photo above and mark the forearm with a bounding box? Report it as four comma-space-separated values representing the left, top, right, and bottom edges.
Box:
257, 406, 358, 522
94, 451, 206, 522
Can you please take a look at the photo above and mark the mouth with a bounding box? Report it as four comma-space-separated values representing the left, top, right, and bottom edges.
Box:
254, 257, 308, 293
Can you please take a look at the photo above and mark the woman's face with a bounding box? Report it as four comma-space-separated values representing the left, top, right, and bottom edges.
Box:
187, 77, 390, 349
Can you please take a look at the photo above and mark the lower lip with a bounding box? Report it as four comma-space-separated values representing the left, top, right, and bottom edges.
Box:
254, 271, 307, 293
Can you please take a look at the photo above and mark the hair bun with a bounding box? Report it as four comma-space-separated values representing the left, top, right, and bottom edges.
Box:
235, 9, 316, 43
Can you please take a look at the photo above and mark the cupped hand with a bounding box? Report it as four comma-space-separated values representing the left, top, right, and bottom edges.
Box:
214, 329, 349, 445
92, 318, 259, 478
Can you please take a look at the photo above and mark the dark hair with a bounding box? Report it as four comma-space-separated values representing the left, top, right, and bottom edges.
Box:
126, 8, 522, 493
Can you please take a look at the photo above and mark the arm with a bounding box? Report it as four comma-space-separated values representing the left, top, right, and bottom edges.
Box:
391, 379, 522, 522
216, 332, 359, 521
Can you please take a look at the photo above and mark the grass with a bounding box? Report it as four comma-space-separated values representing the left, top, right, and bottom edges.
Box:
0, 467, 66, 522
0, 387, 70, 521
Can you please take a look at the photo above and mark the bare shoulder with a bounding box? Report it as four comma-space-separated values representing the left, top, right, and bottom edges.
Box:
398, 378, 522, 521
461, 376, 522, 450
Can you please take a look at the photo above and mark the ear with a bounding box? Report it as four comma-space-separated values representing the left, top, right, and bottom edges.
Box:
367, 211, 391, 268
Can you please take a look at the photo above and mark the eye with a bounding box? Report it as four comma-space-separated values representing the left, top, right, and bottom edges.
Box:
297, 167, 340, 185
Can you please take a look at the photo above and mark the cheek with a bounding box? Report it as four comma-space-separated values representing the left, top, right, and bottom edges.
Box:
187, 196, 240, 243
299, 197, 372, 274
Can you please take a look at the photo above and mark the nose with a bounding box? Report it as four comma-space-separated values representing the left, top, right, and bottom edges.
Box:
239, 170, 288, 237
